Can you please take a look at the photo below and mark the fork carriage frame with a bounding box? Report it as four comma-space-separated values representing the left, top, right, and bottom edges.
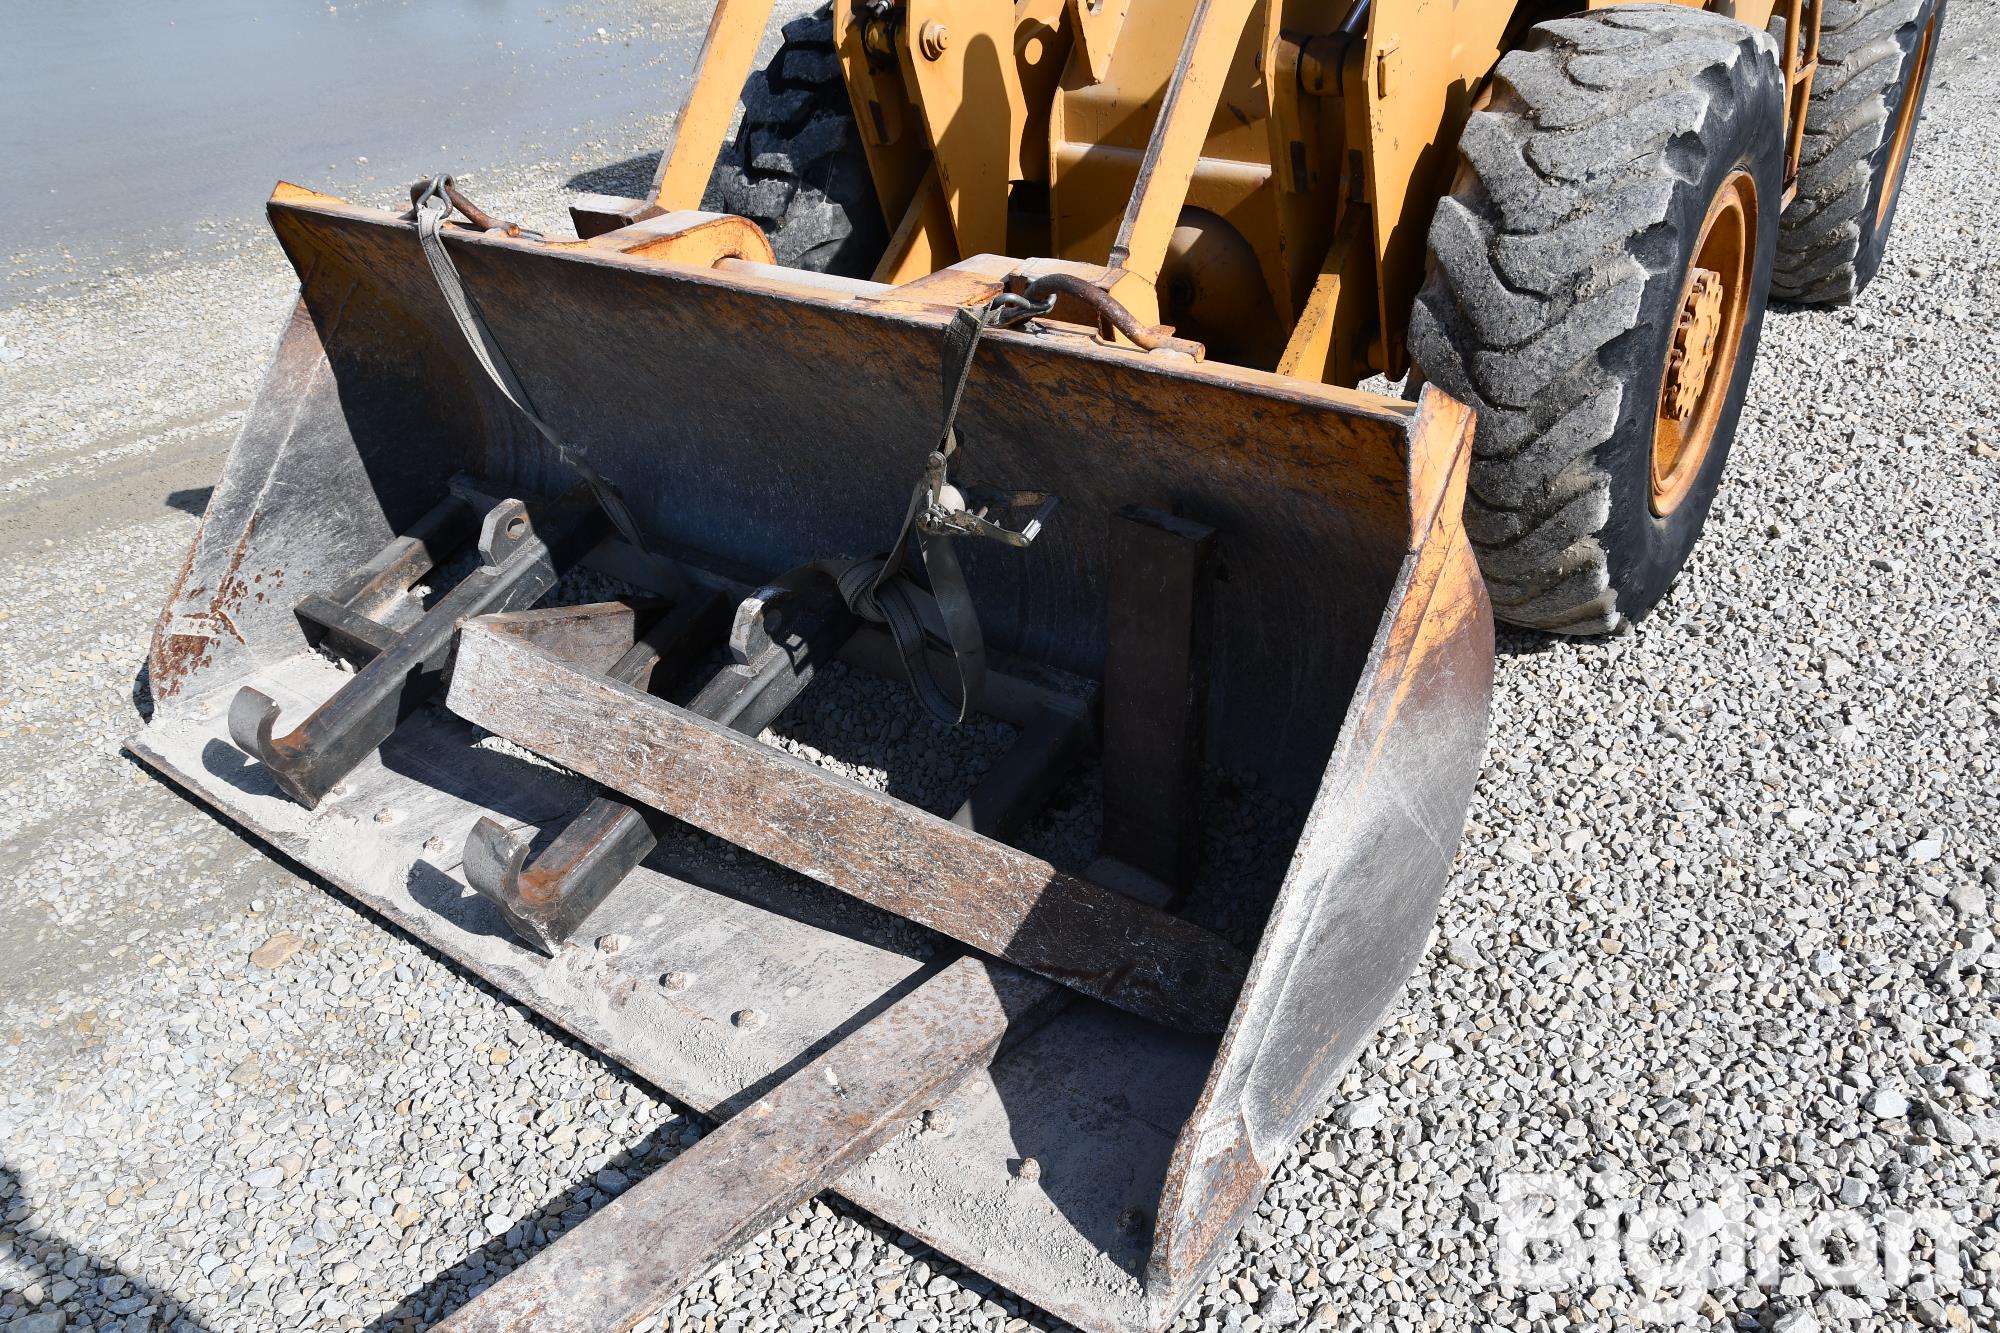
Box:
133, 179, 1492, 1331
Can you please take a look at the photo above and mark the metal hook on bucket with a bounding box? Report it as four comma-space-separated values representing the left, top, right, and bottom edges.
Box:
401, 175, 542, 240
1013, 271, 1206, 359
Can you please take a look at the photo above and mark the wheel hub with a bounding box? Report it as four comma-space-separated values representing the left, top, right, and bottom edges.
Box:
1650, 170, 1757, 517
1661, 267, 1726, 424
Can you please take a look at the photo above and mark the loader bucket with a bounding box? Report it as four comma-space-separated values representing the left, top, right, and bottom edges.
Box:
130, 184, 1494, 1333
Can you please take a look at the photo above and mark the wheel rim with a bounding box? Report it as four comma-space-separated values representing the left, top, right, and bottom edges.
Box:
1876, 8, 1940, 231
1651, 169, 1756, 517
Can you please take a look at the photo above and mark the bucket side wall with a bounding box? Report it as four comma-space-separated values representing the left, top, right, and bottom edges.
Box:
1146, 393, 1495, 1317
145, 242, 504, 714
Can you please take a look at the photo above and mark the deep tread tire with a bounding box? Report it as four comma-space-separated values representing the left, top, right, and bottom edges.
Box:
703, 5, 888, 277
1774, 0, 1945, 304
1409, 6, 1785, 634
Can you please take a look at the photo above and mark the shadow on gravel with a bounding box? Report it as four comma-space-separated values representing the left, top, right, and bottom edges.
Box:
166, 485, 214, 517
1494, 624, 1581, 660
131, 660, 156, 724
362, 1121, 686, 1331
564, 153, 664, 199
0, 1162, 211, 1332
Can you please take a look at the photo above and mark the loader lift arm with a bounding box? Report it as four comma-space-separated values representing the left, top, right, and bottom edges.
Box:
654, 0, 1817, 380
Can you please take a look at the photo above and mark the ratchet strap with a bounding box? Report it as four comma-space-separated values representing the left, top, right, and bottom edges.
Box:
410, 175, 685, 598
825, 294, 1057, 725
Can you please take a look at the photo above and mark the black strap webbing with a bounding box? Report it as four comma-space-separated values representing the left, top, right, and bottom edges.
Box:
411, 176, 685, 599
829, 299, 1043, 725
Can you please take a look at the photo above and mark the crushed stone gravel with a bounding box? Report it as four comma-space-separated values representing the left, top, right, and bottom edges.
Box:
1, 9, 1996, 1333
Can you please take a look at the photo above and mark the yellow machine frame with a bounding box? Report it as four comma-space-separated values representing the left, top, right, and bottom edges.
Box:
646, 0, 1820, 384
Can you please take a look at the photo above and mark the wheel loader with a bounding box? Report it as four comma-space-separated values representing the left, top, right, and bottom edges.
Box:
127, 0, 1943, 1326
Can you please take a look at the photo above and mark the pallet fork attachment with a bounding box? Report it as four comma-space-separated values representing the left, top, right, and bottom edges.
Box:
227, 485, 604, 807
460, 580, 851, 953
130, 183, 1493, 1332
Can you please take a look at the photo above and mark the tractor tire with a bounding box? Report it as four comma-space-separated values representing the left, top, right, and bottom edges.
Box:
1773, 0, 1946, 304
703, 4, 888, 277
1408, 6, 1785, 634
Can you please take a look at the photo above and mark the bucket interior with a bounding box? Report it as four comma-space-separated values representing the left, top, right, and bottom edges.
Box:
131, 189, 1477, 1333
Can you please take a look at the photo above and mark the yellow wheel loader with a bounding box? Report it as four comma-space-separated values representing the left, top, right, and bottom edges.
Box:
129, 0, 1943, 1327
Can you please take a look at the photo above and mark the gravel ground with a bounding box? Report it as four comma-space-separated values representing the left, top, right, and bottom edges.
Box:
2, 9, 1998, 1333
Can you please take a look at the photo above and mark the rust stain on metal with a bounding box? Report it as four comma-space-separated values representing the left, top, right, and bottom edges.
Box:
203, 509, 265, 645
149, 633, 218, 697
149, 513, 263, 698
1149, 1112, 1263, 1290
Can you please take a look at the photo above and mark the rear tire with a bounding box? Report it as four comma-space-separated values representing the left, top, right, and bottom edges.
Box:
1408, 6, 1785, 634
703, 4, 888, 277
1773, 0, 1946, 304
